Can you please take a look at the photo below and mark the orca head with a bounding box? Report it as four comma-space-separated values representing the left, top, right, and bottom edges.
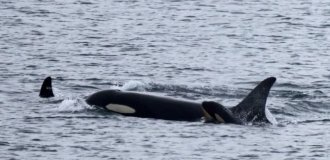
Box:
202, 101, 225, 123
202, 101, 243, 124
86, 90, 122, 107
86, 90, 136, 114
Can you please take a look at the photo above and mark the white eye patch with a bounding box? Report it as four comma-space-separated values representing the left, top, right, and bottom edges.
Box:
202, 107, 214, 122
105, 104, 136, 114
215, 113, 225, 123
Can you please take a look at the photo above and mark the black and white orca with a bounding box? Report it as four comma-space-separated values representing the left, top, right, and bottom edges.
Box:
39, 76, 276, 124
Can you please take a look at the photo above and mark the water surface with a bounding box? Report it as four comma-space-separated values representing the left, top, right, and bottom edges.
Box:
0, 0, 329, 159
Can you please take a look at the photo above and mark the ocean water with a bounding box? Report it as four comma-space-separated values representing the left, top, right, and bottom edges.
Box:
0, 0, 329, 159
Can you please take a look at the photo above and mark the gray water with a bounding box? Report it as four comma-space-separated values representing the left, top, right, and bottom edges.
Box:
0, 0, 329, 159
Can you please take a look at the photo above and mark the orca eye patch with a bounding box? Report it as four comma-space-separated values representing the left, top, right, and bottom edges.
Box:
214, 113, 225, 123
105, 104, 136, 114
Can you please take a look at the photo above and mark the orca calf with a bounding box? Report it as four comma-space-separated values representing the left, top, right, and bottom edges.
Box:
202, 101, 244, 124
39, 77, 276, 124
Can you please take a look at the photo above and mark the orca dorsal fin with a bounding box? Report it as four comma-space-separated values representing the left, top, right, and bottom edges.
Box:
230, 77, 276, 123
39, 76, 54, 98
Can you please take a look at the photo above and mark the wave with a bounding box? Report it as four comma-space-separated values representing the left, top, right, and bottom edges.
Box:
298, 119, 330, 124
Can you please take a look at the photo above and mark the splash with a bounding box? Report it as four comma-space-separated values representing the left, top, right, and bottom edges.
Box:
50, 87, 65, 98
56, 98, 92, 113
111, 80, 150, 91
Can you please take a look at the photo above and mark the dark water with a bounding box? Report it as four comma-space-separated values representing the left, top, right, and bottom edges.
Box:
1, 0, 329, 159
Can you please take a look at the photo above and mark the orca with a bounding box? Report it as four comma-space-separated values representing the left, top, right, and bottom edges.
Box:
39, 76, 277, 124
86, 90, 203, 121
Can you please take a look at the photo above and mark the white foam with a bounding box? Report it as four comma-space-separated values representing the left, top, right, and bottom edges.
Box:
56, 98, 91, 112
110, 80, 149, 91
52, 87, 64, 98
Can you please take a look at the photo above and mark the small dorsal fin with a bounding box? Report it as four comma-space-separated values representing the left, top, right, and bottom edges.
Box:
39, 76, 54, 98
230, 77, 276, 123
